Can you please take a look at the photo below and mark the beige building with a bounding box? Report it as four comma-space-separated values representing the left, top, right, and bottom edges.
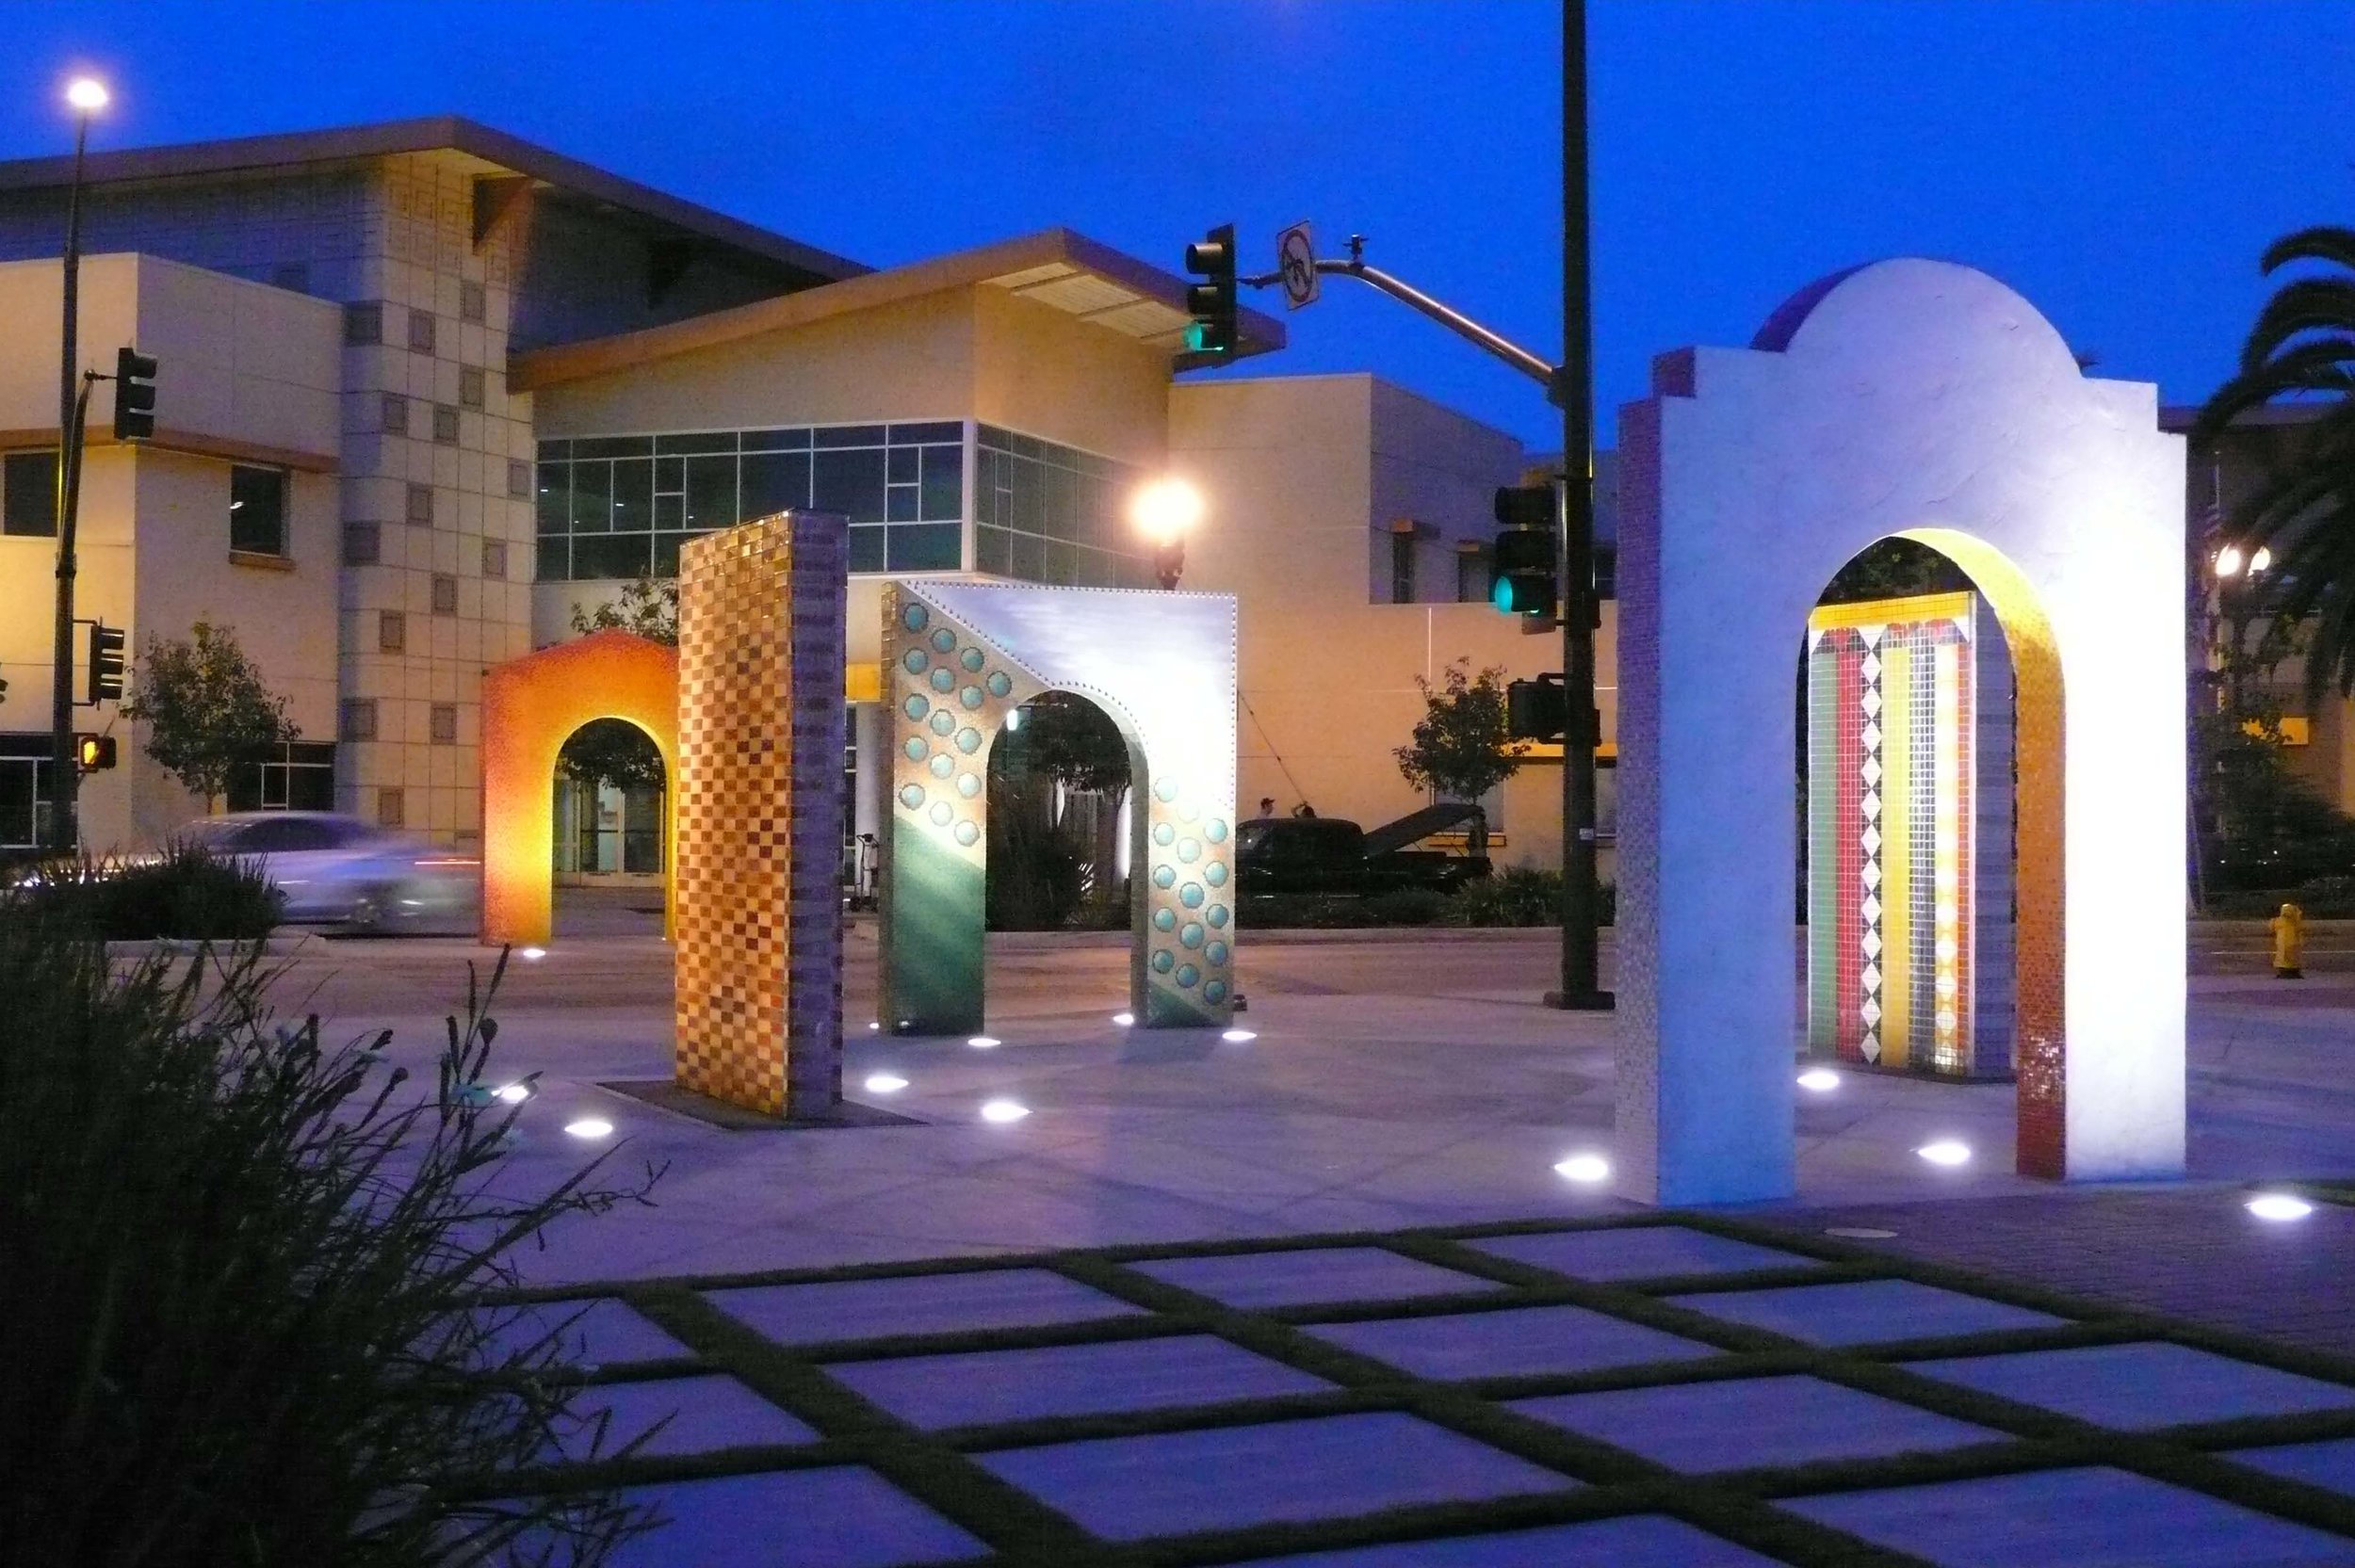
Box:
0, 118, 1590, 881
0, 252, 340, 847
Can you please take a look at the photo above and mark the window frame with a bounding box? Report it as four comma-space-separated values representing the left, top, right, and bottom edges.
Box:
3, 449, 59, 538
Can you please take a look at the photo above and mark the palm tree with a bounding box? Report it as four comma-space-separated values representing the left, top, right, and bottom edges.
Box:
2194, 226, 2355, 700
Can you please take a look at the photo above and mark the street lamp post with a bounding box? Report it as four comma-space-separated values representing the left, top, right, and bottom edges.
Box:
46, 75, 106, 853
1132, 477, 1204, 590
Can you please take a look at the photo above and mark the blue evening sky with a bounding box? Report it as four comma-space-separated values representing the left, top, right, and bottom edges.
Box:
3, 0, 2347, 451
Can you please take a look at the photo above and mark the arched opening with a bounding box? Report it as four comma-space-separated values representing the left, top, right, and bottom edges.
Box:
984, 691, 1137, 933
553, 718, 668, 885
1799, 531, 2066, 1175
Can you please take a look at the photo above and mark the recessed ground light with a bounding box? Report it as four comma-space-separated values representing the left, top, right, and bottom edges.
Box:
519, 946, 547, 962
494, 1082, 530, 1105
2247, 1193, 2314, 1222
863, 1073, 909, 1094
980, 1099, 1031, 1123
563, 1117, 613, 1140
1553, 1154, 1611, 1184
1915, 1140, 1972, 1167
1112, 1011, 1135, 1026
1221, 1027, 1257, 1043
867, 1021, 882, 1032
1797, 1068, 1841, 1092
1825, 1226, 1898, 1239
967, 1035, 1000, 1049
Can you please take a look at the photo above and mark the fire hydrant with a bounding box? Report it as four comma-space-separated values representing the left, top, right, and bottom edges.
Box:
2271, 902, 2305, 980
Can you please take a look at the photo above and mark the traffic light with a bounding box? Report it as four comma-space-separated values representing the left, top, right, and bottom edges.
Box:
1506, 675, 1567, 742
87, 622, 126, 704
1490, 482, 1558, 618
76, 734, 117, 772
113, 346, 158, 441
1183, 223, 1237, 357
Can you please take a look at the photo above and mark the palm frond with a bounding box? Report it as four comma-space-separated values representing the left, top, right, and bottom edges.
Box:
2261, 225, 2355, 276
2192, 338, 2355, 444
2241, 278, 2355, 372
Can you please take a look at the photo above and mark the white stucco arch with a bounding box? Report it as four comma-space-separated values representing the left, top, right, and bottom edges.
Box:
1615, 258, 2185, 1204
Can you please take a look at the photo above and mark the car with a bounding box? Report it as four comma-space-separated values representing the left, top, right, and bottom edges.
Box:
176, 812, 479, 933
1236, 803, 1492, 899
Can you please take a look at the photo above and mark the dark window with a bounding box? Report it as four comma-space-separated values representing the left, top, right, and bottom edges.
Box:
507, 459, 531, 499
570, 461, 611, 533
920, 445, 962, 521
482, 540, 507, 580
889, 421, 962, 444
888, 524, 962, 572
430, 703, 457, 745
813, 425, 885, 449
811, 448, 885, 522
609, 458, 653, 531
847, 526, 885, 574
573, 533, 649, 579
536, 467, 568, 535
379, 611, 405, 653
739, 451, 808, 521
459, 366, 485, 410
382, 394, 409, 434
431, 574, 458, 616
431, 405, 460, 445
1456, 548, 1486, 604
405, 482, 434, 525
536, 538, 568, 580
652, 431, 735, 456
1389, 531, 1416, 604
0, 737, 56, 848
344, 302, 382, 345
683, 455, 738, 528
377, 787, 405, 829
231, 465, 288, 556
408, 309, 437, 354
340, 700, 378, 741
460, 280, 486, 323
343, 522, 380, 565
577, 435, 656, 459
4, 450, 58, 537
225, 741, 335, 814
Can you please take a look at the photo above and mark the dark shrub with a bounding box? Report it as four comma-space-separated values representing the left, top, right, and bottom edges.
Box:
1439, 868, 1616, 928
0, 923, 663, 1566
10, 840, 284, 942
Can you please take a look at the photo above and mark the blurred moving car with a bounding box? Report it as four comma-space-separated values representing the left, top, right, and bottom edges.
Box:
178, 812, 479, 933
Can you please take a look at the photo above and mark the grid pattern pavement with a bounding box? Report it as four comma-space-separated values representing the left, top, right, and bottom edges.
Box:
479, 1212, 2355, 1567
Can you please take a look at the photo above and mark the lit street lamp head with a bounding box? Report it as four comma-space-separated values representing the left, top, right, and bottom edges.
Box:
2214, 543, 2245, 578
65, 78, 109, 113
1131, 476, 1204, 590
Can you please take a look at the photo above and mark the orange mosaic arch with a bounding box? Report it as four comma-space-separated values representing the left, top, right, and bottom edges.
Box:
479, 629, 679, 946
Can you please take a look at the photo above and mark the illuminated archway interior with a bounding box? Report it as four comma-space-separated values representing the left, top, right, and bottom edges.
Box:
479, 629, 680, 946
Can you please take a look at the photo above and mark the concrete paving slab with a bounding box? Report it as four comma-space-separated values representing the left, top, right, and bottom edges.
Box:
1306, 1302, 1721, 1381
1910, 1342, 2355, 1430
2228, 1436, 2355, 1497
1465, 1226, 1823, 1282
1661, 1279, 2066, 1346
1223, 1513, 1787, 1565
706, 1268, 1143, 1347
973, 1412, 1575, 1540
557, 1374, 820, 1460
604, 1465, 987, 1568
821, 1334, 1330, 1430
1784, 1464, 2355, 1567
1128, 1247, 1504, 1309
477, 1297, 692, 1366
1512, 1374, 2004, 1473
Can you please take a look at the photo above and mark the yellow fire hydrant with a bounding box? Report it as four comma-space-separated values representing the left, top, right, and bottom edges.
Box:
2271, 902, 2304, 980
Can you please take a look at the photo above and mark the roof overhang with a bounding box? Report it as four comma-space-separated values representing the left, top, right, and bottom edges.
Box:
512, 227, 1286, 392
0, 115, 865, 287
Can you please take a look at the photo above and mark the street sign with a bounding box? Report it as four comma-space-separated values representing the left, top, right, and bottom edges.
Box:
1276, 221, 1319, 310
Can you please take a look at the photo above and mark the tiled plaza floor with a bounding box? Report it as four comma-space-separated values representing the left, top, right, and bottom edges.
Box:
486, 1214, 2355, 1567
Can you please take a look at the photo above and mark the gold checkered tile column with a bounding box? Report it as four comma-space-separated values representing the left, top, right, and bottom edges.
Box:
674, 512, 848, 1117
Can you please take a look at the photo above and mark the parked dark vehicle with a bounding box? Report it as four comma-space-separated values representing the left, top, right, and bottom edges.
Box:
1236, 803, 1491, 898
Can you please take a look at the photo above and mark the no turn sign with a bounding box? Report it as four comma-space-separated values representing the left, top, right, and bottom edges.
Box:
1276, 222, 1319, 310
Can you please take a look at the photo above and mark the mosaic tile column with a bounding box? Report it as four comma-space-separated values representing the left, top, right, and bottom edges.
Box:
673, 511, 848, 1117
1805, 592, 2013, 1080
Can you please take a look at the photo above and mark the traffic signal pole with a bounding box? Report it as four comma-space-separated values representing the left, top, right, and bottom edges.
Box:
1552, 0, 1611, 1010
47, 108, 90, 853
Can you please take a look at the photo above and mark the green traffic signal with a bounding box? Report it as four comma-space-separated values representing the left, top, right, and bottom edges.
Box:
1183, 223, 1238, 357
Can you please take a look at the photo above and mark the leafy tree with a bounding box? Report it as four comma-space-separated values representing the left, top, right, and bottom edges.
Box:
1818, 537, 1970, 605
121, 620, 298, 814
569, 572, 679, 646
1393, 660, 1522, 857
992, 694, 1132, 920
2193, 225, 2355, 700
557, 718, 667, 795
